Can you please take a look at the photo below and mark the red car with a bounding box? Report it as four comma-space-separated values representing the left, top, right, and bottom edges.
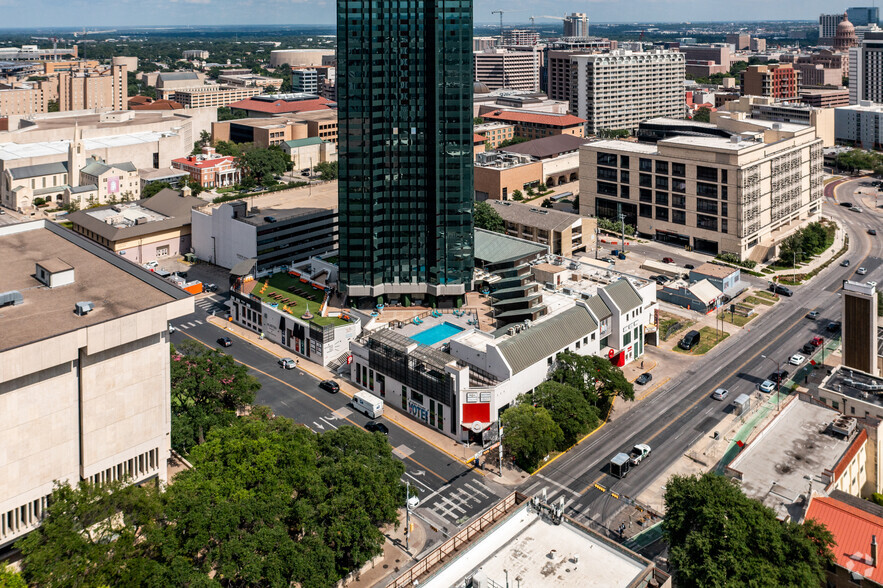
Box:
662, 257, 674, 264
811, 336, 824, 347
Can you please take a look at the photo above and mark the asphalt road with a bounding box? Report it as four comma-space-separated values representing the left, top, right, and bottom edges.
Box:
169, 303, 502, 538
523, 190, 883, 534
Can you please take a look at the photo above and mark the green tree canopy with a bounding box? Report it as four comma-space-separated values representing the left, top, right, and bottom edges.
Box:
313, 161, 338, 181
501, 404, 562, 472
474, 201, 505, 233
692, 106, 712, 123
529, 381, 599, 447
236, 145, 290, 185
551, 350, 635, 409
663, 473, 835, 587
0, 564, 26, 588
170, 341, 260, 455
217, 106, 248, 122
142, 181, 172, 199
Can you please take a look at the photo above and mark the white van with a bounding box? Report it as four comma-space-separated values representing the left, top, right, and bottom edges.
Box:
353, 390, 384, 418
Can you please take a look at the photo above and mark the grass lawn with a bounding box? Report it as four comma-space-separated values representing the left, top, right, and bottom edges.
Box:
754, 290, 779, 302
744, 295, 774, 307
658, 311, 695, 342
719, 310, 756, 327
673, 326, 729, 355
251, 272, 346, 327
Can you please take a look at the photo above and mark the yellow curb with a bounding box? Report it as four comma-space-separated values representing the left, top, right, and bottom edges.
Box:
204, 315, 483, 472
627, 359, 657, 382
532, 396, 617, 477
637, 377, 670, 402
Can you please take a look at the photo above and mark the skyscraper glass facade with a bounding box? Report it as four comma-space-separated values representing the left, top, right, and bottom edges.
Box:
337, 0, 475, 300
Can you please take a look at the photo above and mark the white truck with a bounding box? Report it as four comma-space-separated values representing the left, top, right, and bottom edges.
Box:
628, 444, 652, 466
352, 390, 384, 419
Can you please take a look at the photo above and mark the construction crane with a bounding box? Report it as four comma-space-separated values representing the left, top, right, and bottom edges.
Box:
491, 10, 505, 39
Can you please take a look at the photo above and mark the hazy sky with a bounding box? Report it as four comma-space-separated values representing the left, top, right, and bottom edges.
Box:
1, 0, 837, 29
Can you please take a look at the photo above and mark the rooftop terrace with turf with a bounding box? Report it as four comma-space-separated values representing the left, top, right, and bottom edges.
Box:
246, 271, 349, 327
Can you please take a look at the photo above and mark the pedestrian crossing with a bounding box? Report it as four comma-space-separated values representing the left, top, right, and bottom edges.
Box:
420, 478, 499, 527
174, 319, 204, 330
195, 295, 227, 315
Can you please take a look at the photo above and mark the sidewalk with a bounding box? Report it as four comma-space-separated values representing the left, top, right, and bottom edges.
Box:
203, 315, 530, 485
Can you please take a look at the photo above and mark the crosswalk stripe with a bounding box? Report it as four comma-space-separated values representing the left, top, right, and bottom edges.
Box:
463, 482, 489, 500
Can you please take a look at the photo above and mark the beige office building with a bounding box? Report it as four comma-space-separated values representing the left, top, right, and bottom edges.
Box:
0, 83, 50, 116
0, 220, 193, 549
170, 85, 262, 109
570, 50, 686, 135
580, 114, 824, 262
474, 49, 541, 91
722, 95, 835, 146
58, 64, 127, 112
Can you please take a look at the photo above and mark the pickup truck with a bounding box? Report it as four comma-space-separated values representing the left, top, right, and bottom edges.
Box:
629, 444, 652, 466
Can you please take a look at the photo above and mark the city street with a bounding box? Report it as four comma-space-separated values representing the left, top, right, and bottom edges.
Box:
518, 188, 883, 535
169, 302, 502, 539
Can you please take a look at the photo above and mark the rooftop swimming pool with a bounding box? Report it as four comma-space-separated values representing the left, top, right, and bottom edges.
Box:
409, 322, 465, 346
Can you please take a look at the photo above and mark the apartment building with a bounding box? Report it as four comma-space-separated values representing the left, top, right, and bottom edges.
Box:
820, 13, 843, 42
170, 85, 262, 109
579, 115, 824, 262
0, 220, 192, 549
480, 109, 586, 140
740, 64, 801, 100
544, 38, 615, 102
474, 49, 541, 91
570, 50, 686, 135
473, 122, 515, 148
849, 32, 883, 103
488, 199, 595, 257
0, 82, 50, 116
835, 101, 883, 149
58, 64, 127, 111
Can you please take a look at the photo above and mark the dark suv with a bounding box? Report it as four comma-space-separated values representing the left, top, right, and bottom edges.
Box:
770, 369, 790, 383
678, 330, 701, 351
770, 283, 793, 297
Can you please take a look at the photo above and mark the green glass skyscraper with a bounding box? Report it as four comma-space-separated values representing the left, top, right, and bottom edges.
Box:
337, 0, 474, 303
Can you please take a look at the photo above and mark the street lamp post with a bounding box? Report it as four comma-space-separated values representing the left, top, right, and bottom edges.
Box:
761, 354, 783, 412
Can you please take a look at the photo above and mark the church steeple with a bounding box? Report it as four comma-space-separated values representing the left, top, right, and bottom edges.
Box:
67, 123, 84, 188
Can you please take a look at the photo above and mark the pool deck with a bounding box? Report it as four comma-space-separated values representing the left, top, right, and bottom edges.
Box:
380, 313, 477, 347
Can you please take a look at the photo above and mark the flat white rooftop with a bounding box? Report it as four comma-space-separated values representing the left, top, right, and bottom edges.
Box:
584, 139, 659, 154
728, 398, 856, 520
421, 506, 649, 588
0, 131, 179, 161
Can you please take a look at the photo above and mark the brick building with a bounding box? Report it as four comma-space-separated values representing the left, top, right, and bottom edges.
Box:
171, 146, 239, 188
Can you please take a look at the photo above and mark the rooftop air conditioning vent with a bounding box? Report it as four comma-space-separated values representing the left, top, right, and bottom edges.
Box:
0, 290, 23, 307
74, 301, 94, 316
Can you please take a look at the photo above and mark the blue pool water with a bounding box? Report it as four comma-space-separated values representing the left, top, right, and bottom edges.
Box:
410, 322, 465, 346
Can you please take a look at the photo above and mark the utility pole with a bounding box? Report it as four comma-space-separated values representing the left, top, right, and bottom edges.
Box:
595, 225, 600, 259
793, 250, 801, 284
619, 212, 626, 254
498, 426, 504, 478
406, 480, 411, 551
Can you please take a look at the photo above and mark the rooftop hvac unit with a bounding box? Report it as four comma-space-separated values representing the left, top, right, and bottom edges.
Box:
830, 415, 857, 437
507, 327, 516, 335
0, 290, 23, 307
74, 301, 94, 316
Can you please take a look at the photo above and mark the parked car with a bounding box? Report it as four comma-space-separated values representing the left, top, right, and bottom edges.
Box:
176, 271, 189, 280
301, 168, 311, 175
684, 263, 695, 270
807, 311, 820, 320
144, 260, 159, 269
679, 330, 701, 351
203, 283, 218, 293
851, 207, 864, 213
653, 275, 670, 285
319, 380, 340, 393
770, 283, 793, 297
789, 353, 806, 366
759, 380, 776, 393
858, 267, 868, 275
802, 342, 815, 353
811, 336, 824, 347
827, 321, 842, 331
712, 388, 729, 401
365, 421, 390, 435
662, 257, 675, 264
601, 257, 616, 265
264, 216, 277, 223
840, 201, 854, 207
770, 369, 790, 383
217, 336, 232, 348
635, 372, 653, 385
279, 358, 297, 369
0, 209, 6, 215
841, 259, 851, 267
870, 229, 878, 236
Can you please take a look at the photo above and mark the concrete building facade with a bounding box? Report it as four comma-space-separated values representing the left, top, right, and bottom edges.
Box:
821, 13, 844, 42
726, 34, 751, 50
0, 220, 192, 549
570, 50, 686, 134
474, 49, 541, 91
580, 115, 824, 261
58, 64, 127, 112
850, 32, 883, 103
835, 101, 883, 149
169, 85, 262, 109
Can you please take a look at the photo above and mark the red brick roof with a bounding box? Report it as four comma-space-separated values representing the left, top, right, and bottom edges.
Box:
474, 133, 487, 143
805, 495, 883, 583
130, 99, 184, 111
481, 109, 586, 127
228, 96, 335, 114
833, 428, 868, 482
172, 155, 236, 169
128, 95, 152, 106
